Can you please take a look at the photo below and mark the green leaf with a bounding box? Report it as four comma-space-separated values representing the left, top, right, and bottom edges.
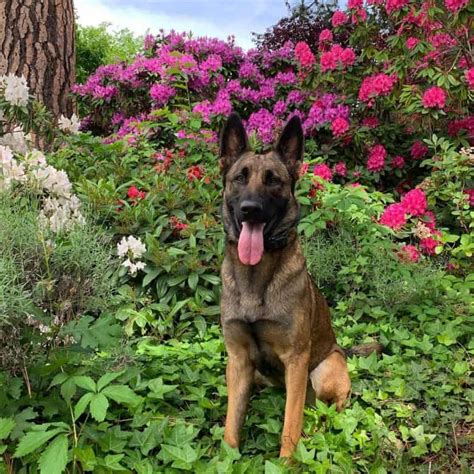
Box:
102, 384, 142, 406
159, 444, 197, 470
38, 434, 68, 474
90, 393, 109, 422
265, 460, 286, 474
74, 446, 97, 471
97, 371, 124, 392
73, 376, 96, 392
0, 418, 15, 440
74, 393, 93, 420
14, 428, 65, 458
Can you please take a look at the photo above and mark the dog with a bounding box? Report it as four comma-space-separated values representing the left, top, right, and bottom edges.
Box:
219, 113, 353, 458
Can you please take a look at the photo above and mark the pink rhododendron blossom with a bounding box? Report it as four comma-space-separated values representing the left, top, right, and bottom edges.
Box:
465, 68, 474, 89
422, 86, 446, 109
400, 188, 427, 216
398, 244, 420, 262
334, 161, 347, 176
150, 84, 176, 105
358, 73, 397, 105
411, 141, 429, 160
320, 45, 356, 72
247, 108, 276, 143
391, 155, 405, 169
380, 203, 406, 229
406, 37, 420, 49
465, 189, 474, 207
348, 0, 363, 8
313, 164, 333, 181
419, 236, 439, 255
294, 42, 315, 68
362, 117, 379, 128
422, 211, 437, 231
319, 29, 333, 43
444, 0, 469, 12
367, 144, 387, 172
331, 117, 350, 136
352, 8, 368, 24
385, 0, 409, 13
331, 11, 348, 27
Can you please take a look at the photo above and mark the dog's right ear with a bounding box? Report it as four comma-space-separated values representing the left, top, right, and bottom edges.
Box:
219, 113, 249, 175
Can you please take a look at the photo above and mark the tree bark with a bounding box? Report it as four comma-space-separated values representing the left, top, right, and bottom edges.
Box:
0, 0, 75, 117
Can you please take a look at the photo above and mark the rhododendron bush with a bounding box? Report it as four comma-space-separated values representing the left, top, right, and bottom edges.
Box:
73, 0, 473, 268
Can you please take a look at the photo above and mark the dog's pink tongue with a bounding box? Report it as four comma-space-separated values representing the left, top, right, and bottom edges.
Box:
238, 222, 265, 266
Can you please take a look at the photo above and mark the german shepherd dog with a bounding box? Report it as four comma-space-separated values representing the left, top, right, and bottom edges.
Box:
219, 113, 352, 458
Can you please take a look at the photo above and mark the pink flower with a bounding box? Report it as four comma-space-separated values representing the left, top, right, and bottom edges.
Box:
348, 0, 363, 7
320, 45, 356, 72
380, 203, 406, 229
127, 185, 146, 200
362, 117, 379, 128
411, 141, 429, 160
319, 29, 333, 43
313, 164, 333, 181
398, 245, 420, 263
295, 42, 315, 68
422, 86, 447, 109
391, 155, 405, 169
420, 236, 439, 255
331, 117, 350, 137
465, 68, 474, 89
340, 48, 356, 67
358, 73, 397, 105
320, 51, 338, 72
465, 189, 474, 206
422, 211, 437, 231
334, 161, 347, 176
444, 0, 469, 12
150, 83, 175, 106
367, 144, 387, 172
406, 37, 420, 49
385, 0, 409, 13
332, 11, 348, 27
400, 189, 427, 216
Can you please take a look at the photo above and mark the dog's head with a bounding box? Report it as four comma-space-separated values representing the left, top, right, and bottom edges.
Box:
220, 113, 303, 266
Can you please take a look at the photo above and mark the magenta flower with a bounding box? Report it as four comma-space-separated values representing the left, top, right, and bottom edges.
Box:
331, 11, 348, 27
313, 164, 333, 181
331, 117, 350, 137
294, 42, 315, 68
401, 189, 427, 216
422, 86, 446, 109
367, 144, 387, 172
380, 203, 406, 229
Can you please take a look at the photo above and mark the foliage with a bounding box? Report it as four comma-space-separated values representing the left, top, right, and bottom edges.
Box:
76, 23, 143, 85
0, 1, 473, 472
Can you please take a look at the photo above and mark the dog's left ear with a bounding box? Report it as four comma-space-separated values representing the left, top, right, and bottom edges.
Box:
220, 113, 249, 175
275, 115, 304, 180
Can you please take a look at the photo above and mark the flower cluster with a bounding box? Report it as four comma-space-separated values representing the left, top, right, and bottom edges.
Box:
421, 86, 446, 109
294, 42, 315, 68
0, 74, 29, 107
358, 73, 398, 106
117, 235, 147, 276
367, 144, 387, 172
320, 45, 356, 72
58, 114, 81, 134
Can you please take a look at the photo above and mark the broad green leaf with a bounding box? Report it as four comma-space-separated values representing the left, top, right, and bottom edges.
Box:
74, 446, 97, 471
38, 434, 68, 474
73, 393, 93, 420
102, 384, 142, 406
97, 371, 125, 392
73, 376, 96, 392
14, 428, 65, 458
90, 393, 109, 422
0, 418, 15, 440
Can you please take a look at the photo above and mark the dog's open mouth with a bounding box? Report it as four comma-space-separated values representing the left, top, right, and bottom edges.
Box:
237, 221, 265, 266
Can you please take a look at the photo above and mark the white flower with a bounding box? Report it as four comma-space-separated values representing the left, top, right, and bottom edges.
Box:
128, 236, 146, 259
0, 127, 32, 154
121, 258, 146, 276
58, 114, 81, 134
0, 144, 26, 191
3, 74, 29, 107
116, 235, 146, 259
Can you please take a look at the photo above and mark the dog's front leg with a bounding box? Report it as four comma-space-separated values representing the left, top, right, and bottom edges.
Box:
280, 351, 310, 458
223, 350, 253, 449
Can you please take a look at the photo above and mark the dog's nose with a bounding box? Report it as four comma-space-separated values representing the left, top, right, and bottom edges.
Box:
240, 200, 263, 217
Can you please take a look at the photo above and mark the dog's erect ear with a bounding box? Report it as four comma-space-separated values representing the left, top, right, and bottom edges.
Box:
220, 113, 249, 174
275, 115, 304, 180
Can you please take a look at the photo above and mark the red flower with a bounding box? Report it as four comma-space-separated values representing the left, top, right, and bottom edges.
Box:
334, 161, 347, 176
391, 155, 405, 169
127, 185, 146, 200
401, 189, 427, 216
187, 165, 204, 181
419, 236, 440, 255
331, 117, 350, 137
422, 86, 446, 109
294, 42, 315, 68
406, 37, 420, 49
367, 144, 387, 172
398, 244, 420, 263
411, 141, 429, 160
313, 164, 333, 181
380, 203, 406, 229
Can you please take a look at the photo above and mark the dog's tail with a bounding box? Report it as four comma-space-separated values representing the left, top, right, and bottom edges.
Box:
345, 342, 384, 358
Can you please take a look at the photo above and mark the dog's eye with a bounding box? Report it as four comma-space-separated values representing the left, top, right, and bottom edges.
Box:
265, 171, 281, 186
234, 174, 246, 184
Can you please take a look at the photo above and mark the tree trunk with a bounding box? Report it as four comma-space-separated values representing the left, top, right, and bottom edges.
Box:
0, 0, 75, 117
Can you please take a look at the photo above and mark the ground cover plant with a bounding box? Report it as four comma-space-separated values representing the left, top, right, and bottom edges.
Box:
0, 0, 473, 472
